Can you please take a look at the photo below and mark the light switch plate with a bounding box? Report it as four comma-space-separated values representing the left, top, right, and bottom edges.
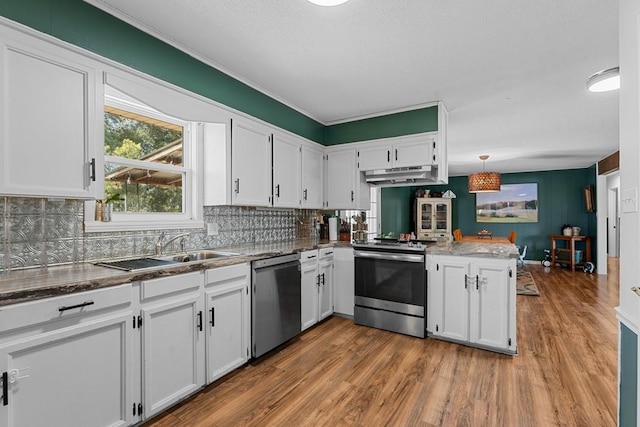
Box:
622, 187, 638, 213
207, 222, 219, 236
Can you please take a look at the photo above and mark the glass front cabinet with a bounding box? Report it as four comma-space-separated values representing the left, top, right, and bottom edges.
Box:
415, 198, 452, 242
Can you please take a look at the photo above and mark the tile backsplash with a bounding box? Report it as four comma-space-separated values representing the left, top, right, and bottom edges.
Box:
1, 197, 317, 272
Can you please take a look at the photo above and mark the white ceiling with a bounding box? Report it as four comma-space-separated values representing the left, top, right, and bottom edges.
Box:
86, 0, 619, 176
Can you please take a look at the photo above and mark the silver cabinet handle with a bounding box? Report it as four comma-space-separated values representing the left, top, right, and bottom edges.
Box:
303, 189, 308, 200
351, 190, 354, 202
234, 179, 240, 194
275, 184, 280, 198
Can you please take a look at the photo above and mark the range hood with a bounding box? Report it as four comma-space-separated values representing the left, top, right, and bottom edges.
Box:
363, 165, 440, 187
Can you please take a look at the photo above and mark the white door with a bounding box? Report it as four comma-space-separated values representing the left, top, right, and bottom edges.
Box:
393, 138, 433, 168
301, 258, 319, 331
231, 118, 272, 206
301, 145, 324, 209
205, 283, 249, 383
437, 257, 470, 341
357, 145, 391, 170
0, 32, 98, 199
0, 313, 133, 427
318, 257, 334, 320
326, 150, 356, 209
272, 134, 301, 208
608, 187, 619, 257
470, 259, 511, 350
142, 294, 204, 419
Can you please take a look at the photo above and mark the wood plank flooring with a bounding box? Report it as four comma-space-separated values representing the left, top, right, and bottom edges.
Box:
144, 260, 619, 427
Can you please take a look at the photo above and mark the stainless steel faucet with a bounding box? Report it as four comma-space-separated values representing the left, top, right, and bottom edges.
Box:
155, 232, 190, 255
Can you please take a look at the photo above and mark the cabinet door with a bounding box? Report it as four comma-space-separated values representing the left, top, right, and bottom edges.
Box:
434, 200, 451, 236
0, 31, 97, 198
142, 293, 204, 419
0, 313, 133, 427
318, 257, 334, 320
418, 201, 434, 236
470, 259, 512, 350
301, 145, 324, 209
333, 248, 354, 316
326, 150, 357, 209
231, 118, 272, 206
301, 257, 320, 331
393, 137, 434, 168
432, 256, 470, 341
357, 145, 392, 170
273, 133, 301, 208
205, 282, 249, 382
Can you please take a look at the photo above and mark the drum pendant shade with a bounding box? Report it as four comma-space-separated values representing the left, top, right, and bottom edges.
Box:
469, 155, 501, 193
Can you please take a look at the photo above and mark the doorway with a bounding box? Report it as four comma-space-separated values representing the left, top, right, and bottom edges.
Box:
608, 186, 620, 257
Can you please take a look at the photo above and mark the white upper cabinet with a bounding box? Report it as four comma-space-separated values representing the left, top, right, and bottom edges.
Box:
325, 148, 370, 210
231, 117, 273, 206
272, 132, 301, 208
301, 145, 324, 209
0, 26, 99, 199
357, 133, 436, 171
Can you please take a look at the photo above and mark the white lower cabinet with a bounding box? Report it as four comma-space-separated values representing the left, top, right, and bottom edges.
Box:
138, 271, 205, 420
204, 263, 251, 383
333, 247, 354, 317
428, 254, 517, 354
318, 248, 334, 321
301, 250, 320, 331
301, 248, 334, 331
0, 284, 134, 427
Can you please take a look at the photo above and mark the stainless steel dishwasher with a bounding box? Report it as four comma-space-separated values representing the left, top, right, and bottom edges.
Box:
251, 253, 301, 358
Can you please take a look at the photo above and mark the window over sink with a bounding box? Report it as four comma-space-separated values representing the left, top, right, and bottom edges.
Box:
84, 79, 203, 232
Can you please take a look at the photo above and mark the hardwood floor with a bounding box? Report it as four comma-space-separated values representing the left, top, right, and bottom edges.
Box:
144, 260, 620, 427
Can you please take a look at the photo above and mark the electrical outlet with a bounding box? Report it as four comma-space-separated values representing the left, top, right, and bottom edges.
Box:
207, 222, 219, 236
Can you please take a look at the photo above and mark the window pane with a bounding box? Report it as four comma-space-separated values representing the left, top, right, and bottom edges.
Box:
105, 164, 183, 213
104, 109, 183, 165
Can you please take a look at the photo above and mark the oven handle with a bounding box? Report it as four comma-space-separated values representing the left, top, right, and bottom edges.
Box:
353, 250, 424, 263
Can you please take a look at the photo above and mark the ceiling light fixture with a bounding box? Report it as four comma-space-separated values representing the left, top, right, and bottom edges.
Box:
307, 0, 349, 6
586, 67, 620, 92
468, 155, 501, 193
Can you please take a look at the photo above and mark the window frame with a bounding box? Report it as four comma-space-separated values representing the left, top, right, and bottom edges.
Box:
84, 90, 203, 232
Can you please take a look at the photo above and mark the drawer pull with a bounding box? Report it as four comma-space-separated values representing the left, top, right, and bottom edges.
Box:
631, 287, 640, 297
2, 371, 7, 406
58, 301, 94, 312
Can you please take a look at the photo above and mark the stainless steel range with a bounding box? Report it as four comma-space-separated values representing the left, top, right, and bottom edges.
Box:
353, 240, 430, 338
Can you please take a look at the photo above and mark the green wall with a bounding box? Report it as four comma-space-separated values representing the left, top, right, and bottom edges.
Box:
0, 0, 440, 146
381, 167, 598, 263
620, 323, 638, 427
324, 106, 438, 145
0, 0, 325, 143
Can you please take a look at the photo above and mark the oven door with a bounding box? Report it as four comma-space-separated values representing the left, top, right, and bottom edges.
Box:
354, 250, 426, 316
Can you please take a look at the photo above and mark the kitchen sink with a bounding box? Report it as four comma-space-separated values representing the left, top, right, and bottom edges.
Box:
162, 250, 240, 263
96, 251, 240, 271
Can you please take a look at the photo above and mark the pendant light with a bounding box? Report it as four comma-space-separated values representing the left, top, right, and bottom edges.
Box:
308, 0, 349, 5
586, 67, 620, 92
468, 155, 501, 193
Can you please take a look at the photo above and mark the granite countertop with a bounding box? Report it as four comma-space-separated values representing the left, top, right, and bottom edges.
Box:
0, 239, 351, 307
426, 240, 519, 259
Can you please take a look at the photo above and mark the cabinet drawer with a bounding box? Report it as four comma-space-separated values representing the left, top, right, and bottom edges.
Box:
300, 250, 319, 264
319, 247, 334, 259
0, 283, 132, 333
205, 263, 250, 287
140, 271, 203, 301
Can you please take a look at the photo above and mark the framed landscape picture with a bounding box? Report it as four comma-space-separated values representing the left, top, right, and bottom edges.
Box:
476, 183, 538, 223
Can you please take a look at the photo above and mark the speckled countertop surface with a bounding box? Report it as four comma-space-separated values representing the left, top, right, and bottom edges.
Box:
0, 239, 351, 307
426, 240, 519, 259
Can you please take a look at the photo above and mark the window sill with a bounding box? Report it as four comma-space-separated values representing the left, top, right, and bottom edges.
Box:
84, 218, 204, 233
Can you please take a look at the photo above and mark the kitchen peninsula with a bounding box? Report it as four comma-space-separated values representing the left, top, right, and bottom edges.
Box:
426, 240, 519, 354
